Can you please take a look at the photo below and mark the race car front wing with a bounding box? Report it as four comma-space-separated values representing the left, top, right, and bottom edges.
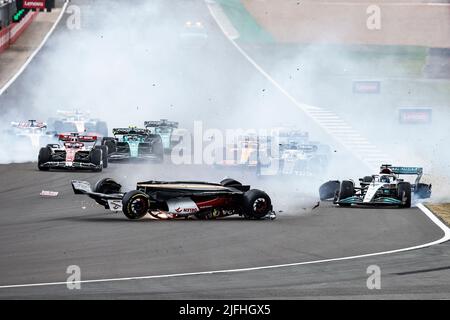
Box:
336, 196, 402, 206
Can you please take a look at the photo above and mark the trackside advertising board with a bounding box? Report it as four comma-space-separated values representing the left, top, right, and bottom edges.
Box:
353, 80, 381, 94
23, 1, 46, 9
398, 108, 432, 124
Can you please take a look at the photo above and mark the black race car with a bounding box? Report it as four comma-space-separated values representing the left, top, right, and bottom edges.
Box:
101, 127, 164, 162
71, 178, 275, 220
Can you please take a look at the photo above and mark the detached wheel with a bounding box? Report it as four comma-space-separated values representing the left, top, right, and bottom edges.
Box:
398, 182, 412, 208
337, 180, 355, 207
319, 180, 340, 201
242, 189, 272, 219
122, 190, 150, 220
38, 147, 51, 171
415, 183, 431, 199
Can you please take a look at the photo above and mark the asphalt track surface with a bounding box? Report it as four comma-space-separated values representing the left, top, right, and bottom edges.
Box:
0, 0, 449, 299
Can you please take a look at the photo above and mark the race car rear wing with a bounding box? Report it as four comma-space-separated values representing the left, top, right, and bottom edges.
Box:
59, 134, 98, 142
380, 164, 424, 185
144, 120, 179, 129
112, 128, 149, 136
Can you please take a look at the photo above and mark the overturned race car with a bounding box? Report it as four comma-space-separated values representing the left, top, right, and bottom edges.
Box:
71, 178, 276, 220
319, 165, 432, 208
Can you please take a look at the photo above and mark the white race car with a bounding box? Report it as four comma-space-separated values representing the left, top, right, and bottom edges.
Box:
47, 110, 108, 137
9, 120, 55, 148
319, 165, 432, 208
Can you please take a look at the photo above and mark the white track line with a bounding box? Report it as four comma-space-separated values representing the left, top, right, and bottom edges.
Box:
0, 204, 448, 290
0, 1, 69, 96
0, 1, 447, 292
205, 0, 395, 172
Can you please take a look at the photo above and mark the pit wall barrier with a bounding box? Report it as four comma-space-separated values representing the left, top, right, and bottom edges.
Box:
0, 11, 38, 54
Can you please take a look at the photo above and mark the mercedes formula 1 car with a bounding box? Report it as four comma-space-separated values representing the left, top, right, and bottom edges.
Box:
101, 127, 164, 162
319, 165, 432, 208
71, 178, 275, 220
38, 133, 108, 171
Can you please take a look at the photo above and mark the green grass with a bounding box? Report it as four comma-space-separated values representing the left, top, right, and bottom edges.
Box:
216, 0, 274, 43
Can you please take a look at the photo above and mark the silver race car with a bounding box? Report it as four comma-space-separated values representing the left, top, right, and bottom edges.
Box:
319, 164, 432, 208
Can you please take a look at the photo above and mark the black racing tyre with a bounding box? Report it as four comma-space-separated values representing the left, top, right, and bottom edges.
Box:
122, 190, 150, 220
242, 189, 272, 219
38, 147, 51, 171
398, 182, 412, 208
220, 178, 242, 188
90, 148, 102, 172
338, 180, 355, 207
102, 137, 116, 154
319, 180, 340, 201
93, 178, 121, 194
362, 176, 373, 183
101, 145, 108, 168
415, 183, 432, 199
94, 146, 108, 168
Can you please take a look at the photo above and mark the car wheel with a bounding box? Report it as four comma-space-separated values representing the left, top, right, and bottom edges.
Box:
38, 147, 51, 171
319, 180, 340, 201
122, 190, 149, 220
242, 189, 272, 219
398, 182, 412, 208
338, 180, 355, 207
415, 183, 431, 199
90, 148, 102, 172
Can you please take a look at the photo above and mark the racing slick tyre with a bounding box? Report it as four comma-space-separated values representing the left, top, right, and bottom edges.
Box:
38, 147, 51, 171
242, 189, 272, 219
337, 180, 355, 207
415, 183, 432, 199
319, 180, 340, 201
93, 178, 121, 194
90, 148, 103, 172
102, 137, 116, 154
220, 179, 242, 188
122, 190, 150, 220
362, 176, 373, 183
94, 146, 108, 168
398, 182, 412, 208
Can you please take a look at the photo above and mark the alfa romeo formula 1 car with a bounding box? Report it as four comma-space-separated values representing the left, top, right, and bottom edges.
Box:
101, 127, 164, 162
71, 178, 275, 220
319, 165, 432, 208
38, 133, 108, 171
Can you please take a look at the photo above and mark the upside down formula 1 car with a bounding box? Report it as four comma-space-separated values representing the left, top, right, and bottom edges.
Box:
38, 133, 108, 172
71, 178, 275, 220
319, 165, 432, 208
